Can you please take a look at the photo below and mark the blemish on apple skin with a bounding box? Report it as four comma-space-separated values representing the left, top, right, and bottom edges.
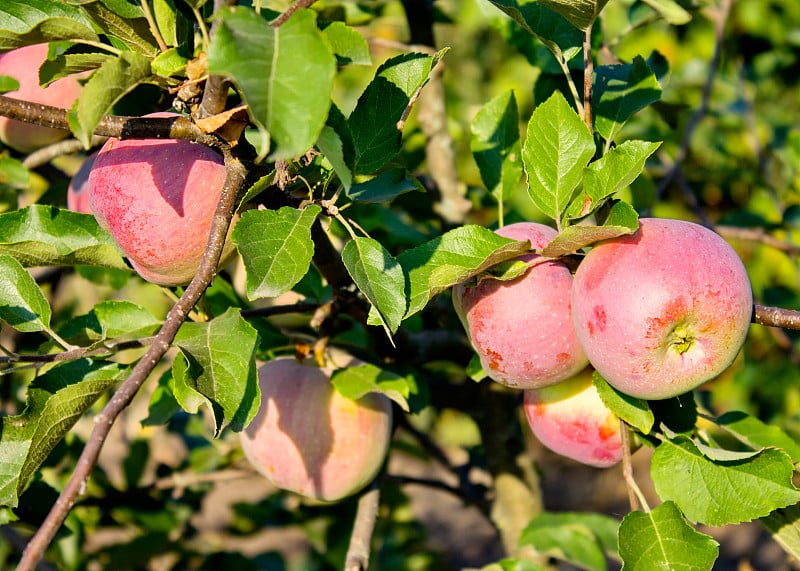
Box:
557, 352, 570, 363
593, 306, 607, 332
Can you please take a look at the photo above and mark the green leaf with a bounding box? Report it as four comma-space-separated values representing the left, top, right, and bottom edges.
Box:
0, 155, 29, 191
79, 0, 159, 56
567, 140, 661, 219
619, 501, 718, 570
0, 254, 51, 333
39, 52, 109, 85
173, 308, 261, 436
348, 51, 444, 175
594, 56, 662, 143
231, 205, 321, 301
207, 8, 336, 161
542, 201, 639, 257
519, 511, 620, 570
153, 0, 181, 47
322, 21, 371, 65
0, 205, 128, 270
317, 125, 352, 191
331, 363, 411, 411
342, 237, 407, 335
481, 560, 547, 571
0, 75, 19, 93
141, 371, 181, 427
761, 504, 800, 564
640, 0, 692, 25
399, 225, 531, 319
67, 50, 152, 148
522, 91, 595, 223
593, 372, 653, 434
0, 0, 99, 51
0, 360, 125, 508
60, 300, 160, 343
346, 168, 420, 203
715, 411, 800, 462
651, 437, 800, 526
471, 90, 523, 202
538, 0, 610, 30
488, 0, 583, 61
151, 47, 189, 78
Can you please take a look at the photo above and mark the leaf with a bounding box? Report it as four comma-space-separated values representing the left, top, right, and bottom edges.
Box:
715, 411, 800, 462
231, 205, 320, 301
488, 0, 583, 61
619, 501, 719, 570
0, 254, 51, 333
342, 237, 407, 335
593, 372, 653, 434
651, 437, 800, 526
67, 50, 153, 148
141, 371, 181, 427
522, 91, 595, 223
761, 504, 800, 564
0, 360, 125, 508
317, 125, 352, 191
542, 201, 639, 257
79, 0, 159, 56
594, 56, 662, 142
346, 168, 420, 203
0, 205, 128, 269
0, 0, 99, 51
60, 300, 160, 343
207, 7, 336, 161
538, 0, 611, 30
173, 309, 261, 436
348, 51, 444, 175
519, 511, 620, 570
471, 90, 523, 202
398, 225, 531, 319
331, 363, 411, 411
567, 140, 661, 220
481, 560, 546, 571
640, 0, 692, 25
0, 155, 29, 191
322, 21, 371, 65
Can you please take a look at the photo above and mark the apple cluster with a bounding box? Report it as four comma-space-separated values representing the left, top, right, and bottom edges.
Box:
453, 219, 753, 467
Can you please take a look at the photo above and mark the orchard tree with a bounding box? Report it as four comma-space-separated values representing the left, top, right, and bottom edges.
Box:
2, 0, 800, 570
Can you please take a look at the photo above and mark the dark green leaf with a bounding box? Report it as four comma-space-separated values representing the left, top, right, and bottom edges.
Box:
594, 56, 662, 142
79, 1, 159, 56
317, 125, 352, 191
0, 0, 99, 51
346, 168, 420, 203
141, 371, 181, 427
331, 363, 411, 411
231, 205, 320, 301
593, 372, 653, 434
488, 0, 583, 60
539, 0, 610, 30
0, 254, 51, 333
471, 90, 522, 202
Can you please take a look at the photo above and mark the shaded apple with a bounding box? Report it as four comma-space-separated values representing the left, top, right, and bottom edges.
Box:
88, 112, 231, 286
240, 354, 393, 502
571, 218, 753, 400
66, 153, 96, 214
452, 222, 588, 389
523, 368, 623, 468
0, 44, 83, 152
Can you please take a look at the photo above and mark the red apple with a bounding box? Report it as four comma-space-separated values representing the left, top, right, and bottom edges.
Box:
452, 222, 588, 389
87, 112, 231, 286
240, 354, 393, 502
66, 153, 96, 214
0, 44, 83, 152
571, 218, 753, 400
523, 368, 623, 468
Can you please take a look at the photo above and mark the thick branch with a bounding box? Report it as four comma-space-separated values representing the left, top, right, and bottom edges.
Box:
17, 145, 247, 571
754, 305, 800, 330
344, 481, 381, 571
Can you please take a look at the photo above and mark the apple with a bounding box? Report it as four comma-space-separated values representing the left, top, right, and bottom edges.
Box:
571, 218, 753, 400
0, 44, 83, 152
66, 153, 96, 214
523, 368, 623, 468
240, 354, 393, 502
452, 222, 588, 389
87, 112, 231, 286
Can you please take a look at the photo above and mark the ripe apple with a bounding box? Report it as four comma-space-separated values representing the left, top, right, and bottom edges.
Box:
0, 44, 83, 152
240, 354, 393, 502
571, 218, 753, 400
66, 153, 96, 214
88, 112, 231, 286
523, 368, 623, 468
452, 222, 588, 389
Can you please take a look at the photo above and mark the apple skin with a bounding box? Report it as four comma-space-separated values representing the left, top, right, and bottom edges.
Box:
88, 112, 230, 286
66, 153, 96, 214
240, 354, 393, 502
523, 368, 622, 468
0, 44, 83, 152
452, 222, 588, 389
571, 218, 753, 400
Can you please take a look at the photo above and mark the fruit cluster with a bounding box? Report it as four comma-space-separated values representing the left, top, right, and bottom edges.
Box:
454, 219, 753, 467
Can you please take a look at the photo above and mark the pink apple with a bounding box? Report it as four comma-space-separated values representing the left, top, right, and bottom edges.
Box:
452, 222, 588, 389
66, 153, 96, 214
88, 112, 231, 286
523, 368, 623, 468
0, 44, 83, 152
240, 354, 393, 502
571, 218, 753, 400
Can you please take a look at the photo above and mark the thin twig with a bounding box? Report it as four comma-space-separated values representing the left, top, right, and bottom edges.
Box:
619, 421, 639, 512
0, 526, 58, 571
754, 305, 800, 330
17, 145, 246, 571
583, 24, 593, 130
344, 481, 381, 571
140, 0, 169, 53
270, 0, 318, 28
241, 302, 321, 319
22, 137, 106, 170
0, 337, 152, 366
716, 225, 800, 256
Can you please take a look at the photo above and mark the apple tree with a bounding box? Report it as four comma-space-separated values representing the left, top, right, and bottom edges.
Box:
2, 0, 800, 569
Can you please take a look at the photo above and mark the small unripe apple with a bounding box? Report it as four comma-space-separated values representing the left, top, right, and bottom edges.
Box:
240, 354, 393, 502
571, 218, 753, 400
66, 153, 96, 214
523, 368, 623, 468
0, 44, 83, 152
88, 112, 230, 286
452, 222, 588, 389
